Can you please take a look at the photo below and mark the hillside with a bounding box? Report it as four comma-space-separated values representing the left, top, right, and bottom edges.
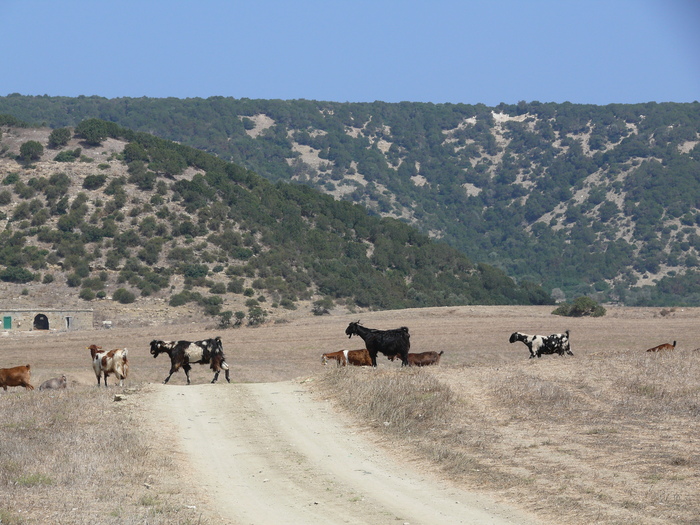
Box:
0, 118, 550, 325
2, 96, 700, 305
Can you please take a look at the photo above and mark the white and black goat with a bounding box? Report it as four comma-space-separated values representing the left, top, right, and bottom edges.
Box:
509, 330, 572, 359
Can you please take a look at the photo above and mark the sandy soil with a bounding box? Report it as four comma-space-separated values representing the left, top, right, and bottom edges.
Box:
145, 381, 538, 525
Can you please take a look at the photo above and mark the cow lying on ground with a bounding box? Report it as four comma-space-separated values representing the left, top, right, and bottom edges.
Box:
89, 345, 129, 387
388, 351, 444, 366
0, 364, 34, 391
150, 337, 230, 384
509, 330, 573, 359
39, 375, 67, 391
321, 349, 372, 367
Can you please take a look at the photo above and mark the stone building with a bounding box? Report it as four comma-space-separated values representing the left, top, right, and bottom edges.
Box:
1, 308, 94, 331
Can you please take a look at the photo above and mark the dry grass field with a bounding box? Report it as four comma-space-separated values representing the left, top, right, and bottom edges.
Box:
1, 305, 699, 523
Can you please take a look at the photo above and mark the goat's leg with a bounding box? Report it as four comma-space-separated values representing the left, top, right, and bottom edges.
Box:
103, 372, 108, 387
183, 364, 192, 385
370, 351, 378, 368
224, 369, 231, 383
163, 366, 178, 384
211, 370, 220, 384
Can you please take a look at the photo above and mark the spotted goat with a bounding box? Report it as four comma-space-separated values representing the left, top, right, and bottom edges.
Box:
509, 330, 573, 359
150, 336, 230, 384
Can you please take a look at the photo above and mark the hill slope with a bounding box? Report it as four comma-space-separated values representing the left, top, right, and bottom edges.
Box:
0, 119, 550, 323
2, 97, 700, 305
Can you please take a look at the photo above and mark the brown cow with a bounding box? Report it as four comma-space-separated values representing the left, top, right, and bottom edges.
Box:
0, 364, 34, 391
646, 341, 676, 352
388, 351, 444, 366
321, 349, 372, 367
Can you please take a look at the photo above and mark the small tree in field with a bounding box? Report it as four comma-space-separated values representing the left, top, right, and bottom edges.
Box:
19, 140, 43, 161
48, 127, 71, 148
552, 296, 606, 317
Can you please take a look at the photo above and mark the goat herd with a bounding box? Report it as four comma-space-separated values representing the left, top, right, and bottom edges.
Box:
0, 321, 679, 392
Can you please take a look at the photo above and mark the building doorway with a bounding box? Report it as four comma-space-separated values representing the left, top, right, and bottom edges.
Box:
33, 314, 49, 330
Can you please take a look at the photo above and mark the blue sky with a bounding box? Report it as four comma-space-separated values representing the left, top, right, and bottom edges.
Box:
3, 0, 699, 105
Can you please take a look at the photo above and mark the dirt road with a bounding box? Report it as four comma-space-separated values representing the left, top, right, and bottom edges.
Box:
146, 380, 540, 525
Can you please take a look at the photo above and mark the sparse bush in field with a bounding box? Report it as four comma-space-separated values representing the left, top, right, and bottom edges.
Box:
210, 282, 227, 294
169, 291, 191, 307
217, 310, 233, 328
19, 140, 43, 161
48, 127, 71, 148
247, 305, 267, 326
113, 287, 136, 304
83, 173, 107, 190
54, 148, 81, 162
552, 296, 606, 317
312, 296, 334, 315
227, 278, 244, 294
0, 266, 34, 283
79, 288, 95, 301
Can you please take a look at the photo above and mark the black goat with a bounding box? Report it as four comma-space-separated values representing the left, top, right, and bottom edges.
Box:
150, 336, 231, 384
345, 321, 410, 367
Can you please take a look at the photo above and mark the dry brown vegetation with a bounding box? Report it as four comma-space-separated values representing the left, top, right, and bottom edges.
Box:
1, 305, 700, 523
0, 386, 202, 524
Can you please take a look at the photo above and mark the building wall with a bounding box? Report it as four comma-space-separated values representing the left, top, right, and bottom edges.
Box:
1, 309, 93, 331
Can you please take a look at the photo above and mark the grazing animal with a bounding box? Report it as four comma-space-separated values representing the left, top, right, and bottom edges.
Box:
646, 341, 676, 352
150, 336, 230, 384
321, 349, 372, 367
39, 375, 67, 391
0, 364, 34, 391
345, 321, 410, 367
87, 344, 102, 359
509, 330, 573, 359
91, 347, 129, 387
389, 351, 444, 366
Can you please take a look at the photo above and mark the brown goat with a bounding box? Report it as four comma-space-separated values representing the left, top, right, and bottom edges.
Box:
388, 351, 444, 366
321, 349, 372, 367
646, 341, 676, 352
0, 364, 34, 391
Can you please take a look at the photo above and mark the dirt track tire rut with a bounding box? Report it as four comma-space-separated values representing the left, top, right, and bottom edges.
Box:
147, 381, 539, 525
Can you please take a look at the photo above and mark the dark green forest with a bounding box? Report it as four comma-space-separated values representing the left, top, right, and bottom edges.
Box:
2, 95, 700, 305
0, 116, 551, 319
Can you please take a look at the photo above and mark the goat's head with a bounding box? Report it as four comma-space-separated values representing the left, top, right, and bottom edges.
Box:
345, 320, 361, 338
149, 340, 166, 358
211, 336, 223, 353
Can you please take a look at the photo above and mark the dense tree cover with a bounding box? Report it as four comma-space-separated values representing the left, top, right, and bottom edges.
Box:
1, 96, 700, 304
0, 118, 550, 312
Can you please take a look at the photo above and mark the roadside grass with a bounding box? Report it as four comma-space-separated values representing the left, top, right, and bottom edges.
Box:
318, 349, 700, 525
0, 385, 207, 525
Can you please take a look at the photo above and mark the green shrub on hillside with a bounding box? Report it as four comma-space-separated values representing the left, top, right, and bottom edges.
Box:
0, 266, 34, 283
113, 288, 136, 304
48, 127, 71, 148
19, 140, 43, 161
